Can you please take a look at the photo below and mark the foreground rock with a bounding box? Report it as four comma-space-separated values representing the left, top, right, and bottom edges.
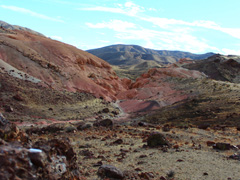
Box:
97, 164, 124, 179
0, 138, 81, 180
0, 114, 81, 180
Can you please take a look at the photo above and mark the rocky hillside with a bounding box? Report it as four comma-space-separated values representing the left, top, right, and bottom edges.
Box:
0, 26, 127, 101
0, 20, 44, 36
183, 54, 240, 83
87, 44, 215, 66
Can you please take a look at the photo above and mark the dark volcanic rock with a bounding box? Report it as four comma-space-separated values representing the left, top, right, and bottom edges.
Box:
147, 132, 170, 147
76, 122, 92, 130
213, 143, 231, 151
198, 124, 210, 130
102, 108, 110, 113
229, 153, 240, 160
112, 139, 123, 145
94, 119, 113, 127
97, 164, 124, 179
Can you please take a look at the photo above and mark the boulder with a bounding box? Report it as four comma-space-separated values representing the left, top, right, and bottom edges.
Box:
76, 122, 92, 130
97, 164, 124, 179
147, 132, 170, 147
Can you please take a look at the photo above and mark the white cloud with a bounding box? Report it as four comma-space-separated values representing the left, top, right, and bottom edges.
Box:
79, 1, 145, 16
218, 28, 240, 39
221, 48, 240, 55
81, 2, 240, 54
87, 19, 219, 53
80, 6, 125, 14
141, 16, 240, 40
81, 1, 240, 41
86, 20, 136, 31
50, 36, 63, 41
0, 5, 64, 23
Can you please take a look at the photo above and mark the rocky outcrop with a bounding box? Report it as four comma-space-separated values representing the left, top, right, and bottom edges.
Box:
183, 54, 240, 83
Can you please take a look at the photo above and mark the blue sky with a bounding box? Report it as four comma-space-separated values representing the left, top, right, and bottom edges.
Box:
1, 0, 240, 55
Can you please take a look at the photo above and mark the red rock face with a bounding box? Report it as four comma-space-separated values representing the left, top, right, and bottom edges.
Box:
0, 29, 126, 101
117, 67, 205, 113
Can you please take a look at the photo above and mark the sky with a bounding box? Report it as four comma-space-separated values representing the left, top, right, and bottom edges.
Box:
0, 0, 240, 55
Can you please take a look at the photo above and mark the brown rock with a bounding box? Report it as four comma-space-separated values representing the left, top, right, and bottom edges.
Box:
139, 172, 155, 179
94, 119, 113, 127
77, 123, 92, 130
13, 94, 23, 101
206, 141, 215, 146
139, 155, 147, 158
102, 108, 110, 113
198, 124, 210, 130
112, 139, 123, 145
97, 164, 124, 179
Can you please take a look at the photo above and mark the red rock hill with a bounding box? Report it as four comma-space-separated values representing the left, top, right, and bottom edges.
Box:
0, 28, 127, 101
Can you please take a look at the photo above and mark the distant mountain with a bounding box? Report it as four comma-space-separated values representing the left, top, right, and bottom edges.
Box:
0, 20, 44, 36
87, 44, 215, 66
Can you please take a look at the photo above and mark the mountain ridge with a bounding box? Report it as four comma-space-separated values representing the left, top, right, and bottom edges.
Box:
87, 44, 215, 66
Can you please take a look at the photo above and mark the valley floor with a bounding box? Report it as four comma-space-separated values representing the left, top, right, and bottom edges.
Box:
27, 121, 240, 180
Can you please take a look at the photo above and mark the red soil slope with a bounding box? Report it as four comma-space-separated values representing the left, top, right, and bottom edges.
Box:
117, 67, 205, 113
0, 28, 126, 101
